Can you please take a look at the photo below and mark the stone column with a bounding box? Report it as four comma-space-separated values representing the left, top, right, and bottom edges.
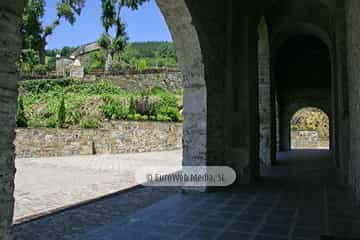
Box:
157, 0, 207, 191
279, 106, 291, 151
346, 0, 360, 201
258, 17, 272, 168
223, 1, 260, 182
0, 2, 24, 239
334, 2, 350, 185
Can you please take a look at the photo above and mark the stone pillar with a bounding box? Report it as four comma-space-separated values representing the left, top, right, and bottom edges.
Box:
271, 92, 280, 161
275, 94, 280, 152
223, 1, 260, 182
346, 0, 360, 200
279, 106, 291, 151
258, 17, 271, 168
157, 0, 207, 191
334, 2, 350, 185
0, 2, 24, 239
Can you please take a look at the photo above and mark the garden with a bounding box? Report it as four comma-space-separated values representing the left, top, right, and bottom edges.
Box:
17, 78, 183, 129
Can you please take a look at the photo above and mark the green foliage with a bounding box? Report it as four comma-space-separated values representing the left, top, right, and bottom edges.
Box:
46, 117, 58, 128
119, 42, 177, 68
32, 64, 49, 75
18, 79, 182, 129
153, 93, 181, 122
47, 56, 56, 71
80, 118, 100, 129
61, 46, 78, 57
57, 96, 66, 128
17, 97, 28, 128
99, 0, 149, 71
21, 0, 85, 64
21, 78, 76, 94
21, 0, 45, 50
291, 107, 329, 139
18, 49, 40, 74
102, 95, 129, 120
86, 80, 125, 95
87, 50, 106, 72
129, 96, 136, 115
135, 59, 148, 72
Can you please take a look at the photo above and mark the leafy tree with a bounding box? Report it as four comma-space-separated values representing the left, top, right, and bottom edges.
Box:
99, 0, 149, 73
119, 41, 177, 68
17, 97, 28, 128
21, 0, 86, 64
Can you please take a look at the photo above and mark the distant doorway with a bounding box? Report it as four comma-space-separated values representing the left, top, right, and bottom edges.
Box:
290, 107, 330, 150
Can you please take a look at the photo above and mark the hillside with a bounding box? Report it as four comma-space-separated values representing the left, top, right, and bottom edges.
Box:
17, 79, 183, 129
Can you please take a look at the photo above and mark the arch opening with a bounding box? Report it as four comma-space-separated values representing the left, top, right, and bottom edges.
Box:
0, 0, 210, 235
290, 107, 330, 150
274, 34, 332, 152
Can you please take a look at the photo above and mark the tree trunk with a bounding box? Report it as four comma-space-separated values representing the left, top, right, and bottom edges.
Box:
38, 39, 46, 65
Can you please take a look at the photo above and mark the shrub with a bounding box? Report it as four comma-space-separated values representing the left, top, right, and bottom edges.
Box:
137, 59, 148, 72
47, 57, 56, 71
128, 113, 145, 121
86, 80, 123, 95
57, 96, 66, 128
46, 118, 57, 128
102, 95, 128, 120
16, 97, 28, 128
18, 49, 40, 75
129, 96, 136, 115
21, 78, 76, 94
150, 86, 167, 95
80, 118, 100, 129
32, 64, 49, 75
86, 50, 106, 72
154, 93, 181, 122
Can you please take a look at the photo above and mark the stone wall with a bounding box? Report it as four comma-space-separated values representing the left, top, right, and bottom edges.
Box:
291, 130, 329, 149
84, 72, 183, 91
346, 0, 360, 201
15, 121, 182, 158
0, 1, 24, 239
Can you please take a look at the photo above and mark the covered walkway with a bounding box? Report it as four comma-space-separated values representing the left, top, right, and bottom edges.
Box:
14, 151, 360, 240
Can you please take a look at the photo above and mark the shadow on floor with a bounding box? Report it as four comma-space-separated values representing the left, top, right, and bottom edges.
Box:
14, 150, 360, 240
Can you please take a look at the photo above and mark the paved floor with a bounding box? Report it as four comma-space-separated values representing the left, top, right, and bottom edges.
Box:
14, 150, 182, 222
14, 150, 360, 239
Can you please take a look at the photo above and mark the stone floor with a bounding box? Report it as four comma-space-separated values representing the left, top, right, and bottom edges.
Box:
14, 150, 360, 239
14, 150, 182, 222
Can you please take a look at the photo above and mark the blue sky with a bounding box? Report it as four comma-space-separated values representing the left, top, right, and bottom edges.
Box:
43, 0, 172, 49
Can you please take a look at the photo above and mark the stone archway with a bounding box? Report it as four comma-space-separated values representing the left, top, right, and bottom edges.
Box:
0, 1, 208, 238
156, 0, 207, 169
290, 107, 330, 150
0, 2, 25, 239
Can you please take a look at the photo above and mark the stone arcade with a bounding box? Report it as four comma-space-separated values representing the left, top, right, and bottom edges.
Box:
2, 0, 360, 239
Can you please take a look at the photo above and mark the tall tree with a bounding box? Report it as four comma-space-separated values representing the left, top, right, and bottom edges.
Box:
99, 0, 148, 73
21, 0, 86, 64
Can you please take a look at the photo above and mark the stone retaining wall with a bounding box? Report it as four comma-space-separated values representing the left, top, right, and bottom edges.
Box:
291, 130, 329, 149
15, 121, 182, 158
84, 72, 183, 91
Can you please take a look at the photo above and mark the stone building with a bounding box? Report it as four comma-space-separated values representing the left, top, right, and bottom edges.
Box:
70, 41, 100, 67
2, 0, 360, 239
